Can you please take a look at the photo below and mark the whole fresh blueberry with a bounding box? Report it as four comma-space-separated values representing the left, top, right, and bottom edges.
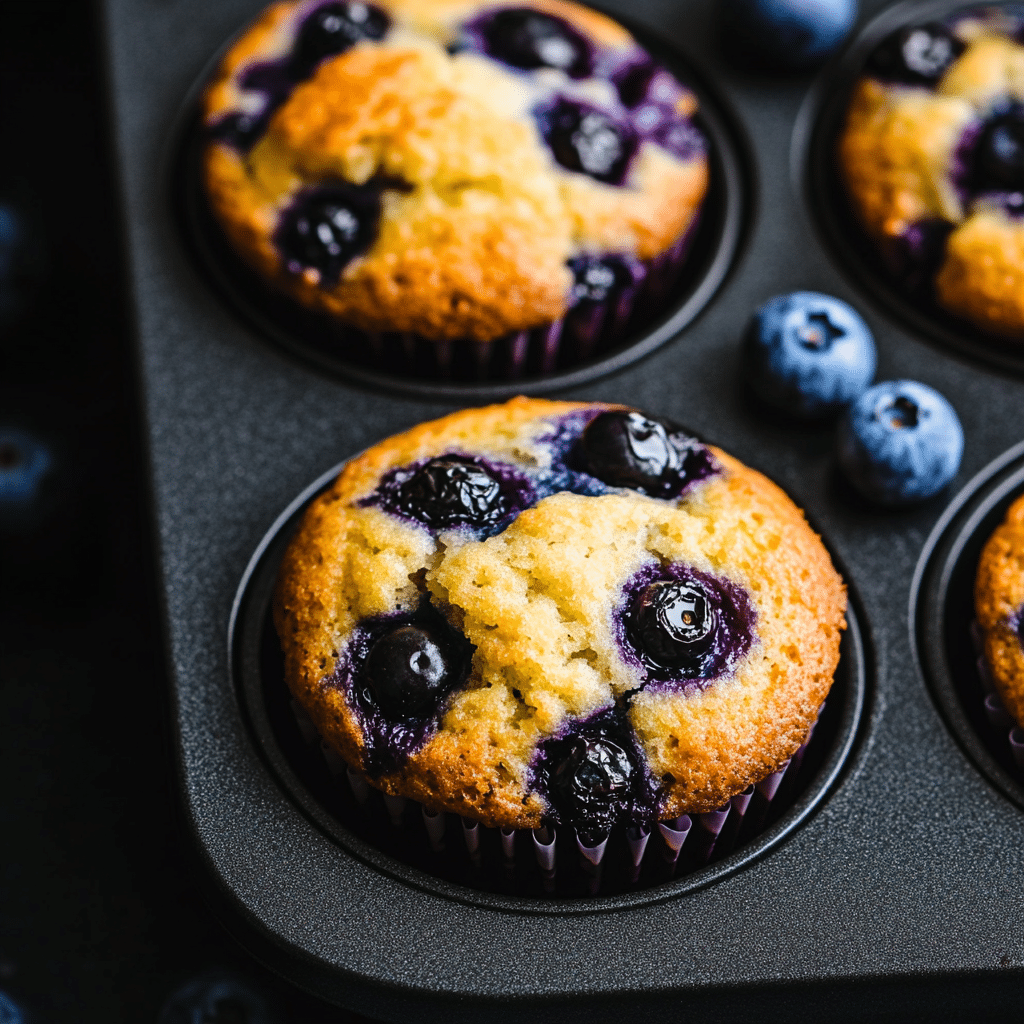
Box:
396, 456, 507, 529
719, 0, 858, 71
471, 8, 592, 77
837, 380, 964, 506
551, 735, 635, 836
0, 991, 25, 1024
274, 183, 383, 284
631, 579, 716, 668
744, 292, 877, 417
0, 428, 54, 531
290, 1, 390, 79
974, 107, 1024, 192
866, 22, 965, 85
158, 972, 277, 1024
362, 624, 455, 717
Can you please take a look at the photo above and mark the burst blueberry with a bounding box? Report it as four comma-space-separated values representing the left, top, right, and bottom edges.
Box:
579, 410, 711, 498
744, 292, 877, 418
290, 1, 389, 79
472, 8, 591, 77
537, 99, 637, 185
719, 0, 858, 71
550, 736, 635, 837
274, 184, 382, 284
362, 624, 454, 718
973, 107, 1024, 192
396, 456, 507, 529
866, 22, 965, 85
631, 580, 716, 669
837, 379, 964, 506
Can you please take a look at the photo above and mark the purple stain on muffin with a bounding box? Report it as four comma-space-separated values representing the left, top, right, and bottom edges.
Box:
365, 454, 536, 536
457, 6, 594, 77
331, 605, 475, 776
535, 98, 639, 185
616, 563, 756, 690
209, 0, 390, 151
880, 218, 955, 291
529, 706, 660, 840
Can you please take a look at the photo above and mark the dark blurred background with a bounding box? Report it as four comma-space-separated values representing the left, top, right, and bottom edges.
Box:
0, 2, 371, 1020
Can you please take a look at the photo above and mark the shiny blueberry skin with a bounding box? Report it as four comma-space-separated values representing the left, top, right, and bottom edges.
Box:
363, 624, 454, 717
579, 410, 713, 498
274, 184, 383, 284
837, 380, 964, 506
157, 972, 276, 1024
744, 292, 877, 418
719, 0, 857, 71
469, 8, 592, 77
396, 456, 507, 529
551, 736, 635, 839
567, 255, 638, 305
632, 580, 716, 668
0, 992, 25, 1024
867, 22, 965, 85
290, 1, 390, 79
536, 99, 638, 185
974, 107, 1024, 192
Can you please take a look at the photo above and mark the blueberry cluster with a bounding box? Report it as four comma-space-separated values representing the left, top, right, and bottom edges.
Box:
210, 0, 390, 150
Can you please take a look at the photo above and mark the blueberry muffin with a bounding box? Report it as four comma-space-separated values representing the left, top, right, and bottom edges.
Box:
975, 493, 1024, 728
201, 0, 710, 377
839, 6, 1024, 338
273, 397, 847, 837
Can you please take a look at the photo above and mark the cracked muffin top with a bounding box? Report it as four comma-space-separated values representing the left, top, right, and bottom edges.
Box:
839, 6, 1024, 339
273, 397, 846, 837
201, 0, 709, 344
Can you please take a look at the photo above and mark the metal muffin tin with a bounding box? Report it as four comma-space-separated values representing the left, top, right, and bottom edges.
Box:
101, 0, 1024, 1018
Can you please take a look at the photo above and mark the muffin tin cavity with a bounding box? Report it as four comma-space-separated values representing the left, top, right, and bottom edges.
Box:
914, 440, 1024, 810
232, 460, 866, 906
803, 0, 1024, 373
333, 602, 475, 776
617, 563, 755, 688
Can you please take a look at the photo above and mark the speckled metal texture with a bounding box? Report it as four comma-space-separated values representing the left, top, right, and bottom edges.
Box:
100, 0, 1024, 1019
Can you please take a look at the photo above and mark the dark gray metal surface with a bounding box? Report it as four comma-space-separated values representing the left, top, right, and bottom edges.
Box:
99, 0, 1024, 1018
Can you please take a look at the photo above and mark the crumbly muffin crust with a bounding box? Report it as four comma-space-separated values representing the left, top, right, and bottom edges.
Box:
975, 493, 1024, 728
273, 397, 847, 829
839, 9, 1024, 338
202, 0, 709, 343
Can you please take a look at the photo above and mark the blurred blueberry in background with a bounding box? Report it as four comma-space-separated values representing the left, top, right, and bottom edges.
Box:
719, 0, 858, 71
0, 991, 26, 1024
0, 199, 47, 333
744, 291, 876, 418
158, 972, 278, 1024
0, 428, 54, 531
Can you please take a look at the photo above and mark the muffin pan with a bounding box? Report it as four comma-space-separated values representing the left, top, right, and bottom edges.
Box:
102, 0, 1024, 1019
804, 0, 1024, 375
172, 15, 747, 399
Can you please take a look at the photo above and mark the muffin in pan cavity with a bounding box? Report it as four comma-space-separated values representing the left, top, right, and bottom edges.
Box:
838, 4, 1024, 344
258, 397, 858, 897
194, 0, 738, 388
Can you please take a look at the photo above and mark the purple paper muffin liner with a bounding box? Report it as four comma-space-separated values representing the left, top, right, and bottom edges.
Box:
288, 698, 821, 896
331, 220, 700, 383
970, 621, 1024, 774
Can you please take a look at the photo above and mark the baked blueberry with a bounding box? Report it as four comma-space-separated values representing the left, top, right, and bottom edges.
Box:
568, 256, 630, 305
866, 22, 965, 85
744, 292, 877, 418
290, 1, 389, 79
274, 184, 382, 283
631, 579, 716, 668
363, 624, 454, 718
537, 99, 637, 185
719, 0, 857, 71
973, 107, 1024, 192
579, 410, 711, 498
837, 379, 964, 506
472, 8, 591, 77
396, 456, 507, 529
550, 735, 635, 837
